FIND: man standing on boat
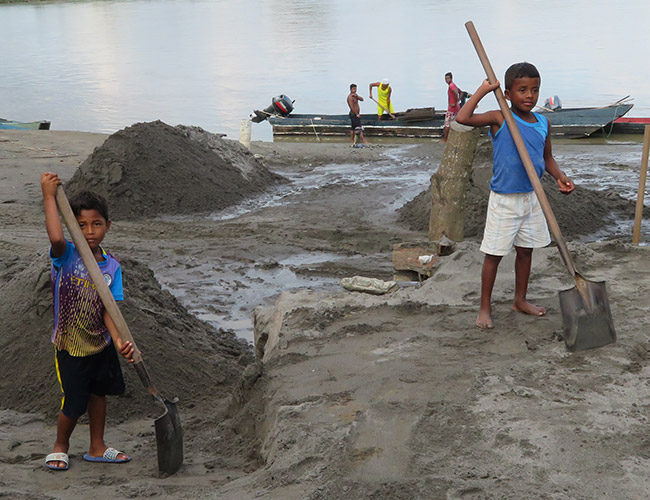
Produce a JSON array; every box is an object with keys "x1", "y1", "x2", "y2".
[
  {"x1": 369, "y1": 78, "x2": 395, "y2": 120},
  {"x1": 347, "y1": 83, "x2": 369, "y2": 146},
  {"x1": 443, "y1": 72, "x2": 462, "y2": 142}
]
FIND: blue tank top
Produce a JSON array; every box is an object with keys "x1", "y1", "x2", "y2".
[{"x1": 489, "y1": 112, "x2": 548, "y2": 193}]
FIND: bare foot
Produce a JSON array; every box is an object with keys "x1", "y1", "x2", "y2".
[
  {"x1": 476, "y1": 308, "x2": 494, "y2": 329},
  {"x1": 512, "y1": 300, "x2": 546, "y2": 317}
]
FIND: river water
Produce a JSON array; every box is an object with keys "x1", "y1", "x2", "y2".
[
  {"x1": 4, "y1": 0, "x2": 650, "y2": 341},
  {"x1": 2, "y1": 0, "x2": 650, "y2": 142}
]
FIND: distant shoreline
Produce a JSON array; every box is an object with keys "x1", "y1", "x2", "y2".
[{"x1": 0, "y1": 0, "x2": 62, "y2": 4}]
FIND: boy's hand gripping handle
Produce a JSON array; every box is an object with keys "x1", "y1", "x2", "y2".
[
  {"x1": 464, "y1": 21, "x2": 578, "y2": 278},
  {"x1": 55, "y1": 186, "x2": 160, "y2": 397}
]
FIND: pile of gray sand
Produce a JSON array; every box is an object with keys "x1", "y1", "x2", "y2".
[
  {"x1": 0, "y1": 253, "x2": 252, "y2": 420},
  {"x1": 398, "y1": 144, "x2": 649, "y2": 240},
  {"x1": 65, "y1": 121, "x2": 287, "y2": 220}
]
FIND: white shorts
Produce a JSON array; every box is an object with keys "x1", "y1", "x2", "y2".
[
  {"x1": 480, "y1": 191, "x2": 551, "y2": 256},
  {"x1": 444, "y1": 111, "x2": 457, "y2": 128}
]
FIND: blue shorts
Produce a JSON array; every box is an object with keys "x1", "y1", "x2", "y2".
[{"x1": 55, "y1": 343, "x2": 125, "y2": 418}]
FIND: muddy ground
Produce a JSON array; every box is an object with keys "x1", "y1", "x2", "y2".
[{"x1": 2, "y1": 128, "x2": 650, "y2": 499}]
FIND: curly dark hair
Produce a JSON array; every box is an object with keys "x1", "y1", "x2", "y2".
[{"x1": 68, "y1": 191, "x2": 109, "y2": 221}]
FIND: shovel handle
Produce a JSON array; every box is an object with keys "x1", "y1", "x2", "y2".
[
  {"x1": 55, "y1": 186, "x2": 160, "y2": 395},
  {"x1": 633, "y1": 125, "x2": 650, "y2": 244},
  {"x1": 370, "y1": 96, "x2": 396, "y2": 119},
  {"x1": 464, "y1": 21, "x2": 578, "y2": 278}
]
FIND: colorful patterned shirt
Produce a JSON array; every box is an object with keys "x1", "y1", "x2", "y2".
[{"x1": 50, "y1": 240, "x2": 123, "y2": 357}]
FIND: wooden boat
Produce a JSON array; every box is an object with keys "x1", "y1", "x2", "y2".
[
  {"x1": 0, "y1": 118, "x2": 51, "y2": 130},
  {"x1": 267, "y1": 103, "x2": 633, "y2": 139},
  {"x1": 610, "y1": 117, "x2": 650, "y2": 134}
]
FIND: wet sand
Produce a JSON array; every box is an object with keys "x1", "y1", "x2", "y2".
[{"x1": 2, "y1": 129, "x2": 650, "y2": 499}]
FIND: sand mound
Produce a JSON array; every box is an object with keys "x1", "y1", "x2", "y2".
[
  {"x1": 398, "y1": 157, "x2": 648, "y2": 240},
  {"x1": 0, "y1": 252, "x2": 252, "y2": 420},
  {"x1": 65, "y1": 121, "x2": 287, "y2": 220}
]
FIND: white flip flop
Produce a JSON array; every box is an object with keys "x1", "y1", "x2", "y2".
[{"x1": 45, "y1": 452, "x2": 69, "y2": 471}]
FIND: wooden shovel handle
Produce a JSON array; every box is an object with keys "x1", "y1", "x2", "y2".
[
  {"x1": 370, "y1": 96, "x2": 395, "y2": 118},
  {"x1": 464, "y1": 21, "x2": 578, "y2": 278},
  {"x1": 54, "y1": 186, "x2": 158, "y2": 394},
  {"x1": 633, "y1": 125, "x2": 650, "y2": 244}
]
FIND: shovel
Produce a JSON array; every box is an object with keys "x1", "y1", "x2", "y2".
[
  {"x1": 465, "y1": 21, "x2": 616, "y2": 352},
  {"x1": 55, "y1": 185, "x2": 184, "y2": 474},
  {"x1": 370, "y1": 96, "x2": 396, "y2": 119}
]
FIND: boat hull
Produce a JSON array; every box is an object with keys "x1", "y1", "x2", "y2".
[
  {"x1": 271, "y1": 112, "x2": 446, "y2": 139},
  {"x1": 0, "y1": 119, "x2": 51, "y2": 131},
  {"x1": 611, "y1": 117, "x2": 650, "y2": 134},
  {"x1": 269, "y1": 103, "x2": 633, "y2": 139}
]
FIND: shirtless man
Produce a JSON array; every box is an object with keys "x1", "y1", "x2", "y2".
[{"x1": 347, "y1": 83, "x2": 369, "y2": 146}]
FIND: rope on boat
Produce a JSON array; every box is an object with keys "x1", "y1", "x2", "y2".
[
  {"x1": 310, "y1": 119, "x2": 321, "y2": 142},
  {"x1": 258, "y1": 109, "x2": 287, "y2": 119}
]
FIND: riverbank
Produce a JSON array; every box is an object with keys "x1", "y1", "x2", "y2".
[{"x1": 2, "y1": 129, "x2": 650, "y2": 499}]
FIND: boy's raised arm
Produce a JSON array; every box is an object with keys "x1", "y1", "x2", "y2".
[
  {"x1": 456, "y1": 79, "x2": 503, "y2": 130},
  {"x1": 41, "y1": 172, "x2": 67, "y2": 257}
]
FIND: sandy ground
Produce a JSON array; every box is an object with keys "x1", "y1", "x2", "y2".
[{"x1": 2, "y1": 129, "x2": 650, "y2": 499}]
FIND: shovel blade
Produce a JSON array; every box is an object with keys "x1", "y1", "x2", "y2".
[
  {"x1": 154, "y1": 398, "x2": 183, "y2": 475},
  {"x1": 559, "y1": 279, "x2": 616, "y2": 352}
]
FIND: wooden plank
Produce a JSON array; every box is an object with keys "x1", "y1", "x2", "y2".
[{"x1": 392, "y1": 242, "x2": 437, "y2": 279}]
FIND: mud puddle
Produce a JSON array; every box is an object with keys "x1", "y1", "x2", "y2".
[
  {"x1": 151, "y1": 147, "x2": 432, "y2": 342},
  {"x1": 160, "y1": 251, "x2": 344, "y2": 343}
]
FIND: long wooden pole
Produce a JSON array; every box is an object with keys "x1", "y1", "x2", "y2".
[
  {"x1": 55, "y1": 185, "x2": 161, "y2": 398},
  {"x1": 632, "y1": 125, "x2": 650, "y2": 244}
]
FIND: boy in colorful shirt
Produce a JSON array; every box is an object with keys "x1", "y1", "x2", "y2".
[
  {"x1": 41, "y1": 172, "x2": 135, "y2": 471},
  {"x1": 456, "y1": 62, "x2": 575, "y2": 329}
]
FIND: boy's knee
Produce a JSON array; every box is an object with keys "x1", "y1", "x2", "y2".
[
  {"x1": 61, "y1": 403, "x2": 87, "y2": 420},
  {"x1": 514, "y1": 246, "x2": 533, "y2": 255},
  {"x1": 484, "y1": 253, "x2": 503, "y2": 263}
]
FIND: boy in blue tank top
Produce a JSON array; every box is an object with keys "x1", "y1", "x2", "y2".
[{"x1": 456, "y1": 62, "x2": 575, "y2": 329}]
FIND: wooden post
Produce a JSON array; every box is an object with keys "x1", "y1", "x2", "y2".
[
  {"x1": 239, "y1": 119, "x2": 252, "y2": 149},
  {"x1": 428, "y1": 120, "x2": 480, "y2": 242},
  {"x1": 633, "y1": 125, "x2": 650, "y2": 244}
]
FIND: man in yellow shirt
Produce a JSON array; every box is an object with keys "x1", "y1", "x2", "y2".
[{"x1": 369, "y1": 78, "x2": 395, "y2": 120}]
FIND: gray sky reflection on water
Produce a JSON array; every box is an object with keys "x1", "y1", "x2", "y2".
[{"x1": 1, "y1": 0, "x2": 649, "y2": 140}]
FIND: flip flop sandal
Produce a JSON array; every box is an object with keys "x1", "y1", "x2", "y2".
[
  {"x1": 45, "y1": 452, "x2": 69, "y2": 471},
  {"x1": 83, "y1": 447, "x2": 130, "y2": 463}
]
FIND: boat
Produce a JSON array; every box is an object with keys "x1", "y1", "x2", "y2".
[
  {"x1": 0, "y1": 118, "x2": 51, "y2": 130},
  {"x1": 539, "y1": 103, "x2": 634, "y2": 137},
  {"x1": 253, "y1": 95, "x2": 633, "y2": 139},
  {"x1": 610, "y1": 117, "x2": 650, "y2": 134}
]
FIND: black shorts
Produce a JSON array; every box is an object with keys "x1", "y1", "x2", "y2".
[
  {"x1": 56, "y1": 343, "x2": 125, "y2": 418},
  {"x1": 349, "y1": 111, "x2": 362, "y2": 130}
]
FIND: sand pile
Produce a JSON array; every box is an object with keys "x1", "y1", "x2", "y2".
[
  {"x1": 0, "y1": 252, "x2": 252, "y2": 420},
  {"x1": 65, "y1": 121, "x2": 287, "y2": 220},
  {"x1": 398, "y1": 142, "x2": 649, "y2": 240}
]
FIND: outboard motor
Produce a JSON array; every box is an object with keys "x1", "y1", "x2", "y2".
[
  {"x1": 251, "y1": 95, "x2": 295, "y2": 123},
  {"x1": 544, "y1": 95, "x2": 562, "y2": 110}
]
